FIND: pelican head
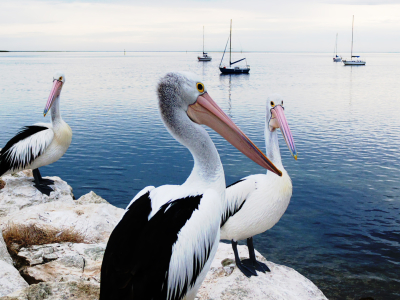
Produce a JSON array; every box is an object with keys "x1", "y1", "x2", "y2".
[
  {"x1": 158, "y1": 72, "x2": 282, "y2": 176},
  {"x1": 267, "y1": 94, "x2": 297, "y2": 160},
  {"x1": 44, "y1": 71, "x2": 66, "y2": 117}
]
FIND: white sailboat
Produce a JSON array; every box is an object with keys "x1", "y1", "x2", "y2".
[
  {"x1": 333, "y1": 33, "x2": 342, "y2": 62},
  {"x1": 343, "y1": 16, "x2": 366, "y2": 66},
  {"x1": 198, "y1": 26, "x2": 212, "y2": 61}
]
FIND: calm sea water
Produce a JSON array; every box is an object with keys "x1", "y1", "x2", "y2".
[{"x1": 1, "y1": 52, "x2": 399, "y2": 299}]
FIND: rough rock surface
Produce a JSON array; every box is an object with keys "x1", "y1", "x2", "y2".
[
  {"x1": 197, "y1": 242, "x2": 328, "y2": 300},
  {"x1": 0, "y1": 260, "x2": 29, "y2": 297},
  {"x1": 16, "y1": 242, "x2": 106, "y2": 284},
  {"x1": 0, "y1": 192, "x2": 124, "y2": 243},
  {"x1": 0, "y1": 170, "x2": 74, "y2": 218},
  {"x1": 0, "y1": 228, "x2": 13, "y2": 265},
  {"x1": 0, "y1": 281, "x2": 99, "y2": 300}
]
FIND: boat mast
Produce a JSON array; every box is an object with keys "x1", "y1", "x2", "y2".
[
  {"x1": 229, "y1": 19, "x2": 232, "y2": 66},
  {"x1": 203, "y1": 26, "x2": 205, "y2": 54},
  {"x1": 351, "y1": 15, "x2": 354, "y2": 58},
  {"x1": 335, "y1": 33, "x2": 338, "y2": 56}
]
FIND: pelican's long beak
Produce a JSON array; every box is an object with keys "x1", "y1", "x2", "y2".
[
  {"x1": 271, "y1": 105, "x2": 297, "y2": 160},
  {"x1": 187, "y1": 92, "x2": 282, "y2": 176},
  {"x1": 44, "y1": 80, "x2": 63, "y2": 117}
]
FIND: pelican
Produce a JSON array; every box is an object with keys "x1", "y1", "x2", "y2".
[
  {"x1": 100, "y1": 72, "x2": 281, "y2": 300},
  {"x1": 220, "y1": 94, "x2": 297, "y2": 277},
  {"x1": 0, "y1": 71, "x2": 72, "y2": 196}
]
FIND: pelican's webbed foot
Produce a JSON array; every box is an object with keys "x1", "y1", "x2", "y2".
[
  {"x1": 232, "y1": 240, "x2": 258, "y2": 278},
  {"x1": 242, "y1": 237, "x2": 271, "y2": 273},
  {"x1": 33, "y1": 183, "x2": 54, "y2": 196},
  {"x1": 33, "y1": 169, "x2": 54, "y2": 196}
]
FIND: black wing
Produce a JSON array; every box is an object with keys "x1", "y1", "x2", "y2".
[
  {"x1": 221, "y1": 179, "x2": 246, "y2": 227},
  {"x1": 100, "y1": 191, "x2": 208, "y2": 300},
  {"x1": 0, "y1": 125, "x2": 49, "y2": 176}
]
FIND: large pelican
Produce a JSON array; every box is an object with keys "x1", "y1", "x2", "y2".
[
  {"x1": 100, "y1": 72, "x2": 281, "y2": 300},
  {"x1": 220, "y1": 94, "x2": 297, "y2": 277},
  {"x1": 0, "y1": 71, "x2": 72, "y2": 195}
]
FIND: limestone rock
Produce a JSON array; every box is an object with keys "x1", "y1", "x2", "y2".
[
  {"x1": 75, "y1": 191, "x2": 109, "y2": 205},
  {"x1": 16, "y1": 242, "x2": 106, "y2": 284},
  {"x1": 0, "y1": 260, "x2": 28, "y2": 297},
  {"x1": 196, "y1": 242, "x2": 327, "y2": 300},
  {"x1": 0, "y1": 170, "x2": 74, "y2": 218},
  {"x1": 0, "y1": 281, "x2": 99, "y2": 300},
  {"x1": 0, "y1": 228, "x2": 13, "y2": 265},
  {"x1": 0, "y1": 192, "x2": 124, "y2": 243}
]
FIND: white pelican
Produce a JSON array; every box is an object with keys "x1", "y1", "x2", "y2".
[
  {"x1": 100, "y1": 72, "x2": 281, "y2": 300},
  {"x1": 220, "y1": 94, "x2": 297, "y2": 277},
  {"x1": 0, "y1": 71, "x2": 72, "y2": 196}
]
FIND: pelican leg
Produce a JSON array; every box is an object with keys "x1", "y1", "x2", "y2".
[
  {"x1": 241, "y1": 237, "x2": 271, "y2": 273},
  {"x1": 33, "y1": 169, "x2": 54, "y2": 196},
  {"x1": 231, "y1": 240, "x2": 257, "y2": 278},
  {"x1": 33, "y1": 168, "x2": 55, "y2": 185}
]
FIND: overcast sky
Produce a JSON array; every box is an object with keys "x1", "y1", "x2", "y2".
[{"x1": 0, "y1": 0, "x2": 399, "y2": 52}]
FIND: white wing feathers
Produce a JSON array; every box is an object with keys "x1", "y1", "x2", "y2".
[{"x1": 7, "y1": 126, "x2": 54, "y2": 170}]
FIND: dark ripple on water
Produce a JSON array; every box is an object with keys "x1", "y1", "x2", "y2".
[{"x1": 1, "y1": 52, "x2": 400, "y2": 299}]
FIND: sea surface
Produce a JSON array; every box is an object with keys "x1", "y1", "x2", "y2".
[{"x1": 0, "y1": 52, "x2": 399, "y2": 299}]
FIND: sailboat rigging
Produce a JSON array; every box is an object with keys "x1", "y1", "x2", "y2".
[
  {"x1": 219, "y1": 20, "x2": 250, "y2": 74},
  {"x1": 198, "y1": 26, "x2": 212, "y2": 61},
  {"x1": 343, "y1": 16, "x2": 366, "y2": 66},
  {"x1": 333, "y1": 33, "x2": 342, "y2": 62}
]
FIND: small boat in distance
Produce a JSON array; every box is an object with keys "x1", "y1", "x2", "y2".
[
  {"x1": 333, "y1": 33, "x2": 342, "y2": 62},
  {"x1": 198, "y1": 26, "x2": 212, "y2": 61},
  {"x1": 343, "y1": 16, "x2": 366, "y2": 66},
  {"x1": 219, "y1": 20, "x2": 250, "y2": 74}
]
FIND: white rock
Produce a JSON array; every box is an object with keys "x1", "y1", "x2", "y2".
[
  {"x1": 0, "y1": 260, "x2": 28, "y2": 297},
  {"x1": 0, "y1": 228, "x2": 13, "y2": 265},
  {"x1": 1, "y1": 281, "x2": 99, "y2": 300},
  {"x1": 16, "y1": 242, "x2": 106, "y2": 284},
  {"x1": 197, "y1": 242, "x2": 328, "y2": 300},
  {"x1": 0, "y1": 192, "x2": 124, "y2": 243},
  {"x1": 0, "y1": 170, "x2": 74, "y2": 218}
]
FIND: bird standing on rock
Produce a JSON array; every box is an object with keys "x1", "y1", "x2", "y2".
[
  {"x1": 0, "y1": 71, "x2": 72, "y2": 196},
  {"x1": 220, "y1": 94, "x2": 297, "y2": 277},
  {"x1": 100, "y1": 72, "x2": 281, "y2": 300}
]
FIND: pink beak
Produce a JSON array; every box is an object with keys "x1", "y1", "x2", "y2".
[
  {"x1": 44, "y1": 80, "x2": 63, "y2": 116},
  {"x1": 271, "y1": 105, "x2": 297, "y2": 160},
  {"x1": 188, "y1": 92, "x2": 282, "y2": 176}
]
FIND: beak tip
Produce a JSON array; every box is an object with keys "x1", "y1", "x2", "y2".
[{"x1": 294, "y1": 154, "x2": 298, "y2": 160}]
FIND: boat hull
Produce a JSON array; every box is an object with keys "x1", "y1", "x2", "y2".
[
  {"x1": 343, "y1": 60, "x2": 366, "y2": 65},
  {"x1": 333, "y1": 57, "x2": 342, "y2": 62},
  {"x1": 219, "y1": 67, "x2": 250, "y2": 74},
  {"x1": 198, "y1": 57, "x2": 212, "y2": 61}
]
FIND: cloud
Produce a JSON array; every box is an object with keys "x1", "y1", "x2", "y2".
[{"x1": 0, "y1": 0, "x2": 399, "y2": 51}]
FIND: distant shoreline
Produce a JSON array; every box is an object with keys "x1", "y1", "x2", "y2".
[{"x1": 0, "y1": 50, "x2": 399, "y2": 54}]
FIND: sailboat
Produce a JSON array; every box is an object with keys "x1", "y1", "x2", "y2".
[
  {"x1": 219, "y1": 20, "x2": 250, "y2": 74},
  {"x1": 343, "y1": 16, "x2": 366, "y2": 66},
  {"x1": 333, "y1": 33, "x2": 342, "y2": 62},
  {"x1": 198, "y1": 26, "x2": 212, "y2": 61}
]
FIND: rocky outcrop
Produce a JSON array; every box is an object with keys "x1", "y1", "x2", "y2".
[
  {"x1": 0, "y1": 228, "x2": 13, "y2": 265},
  {"x1": 197, "y1": 243, "x2": 328, "y2": 300},
  {"x1": 0, "y1": 191, "x2": 124, "y2": 243},
  {"x1": 1, "y1": 281, "x2": 99, "y2": 300},
  {"x1": 0, "y1": 261, "x2": 29, "y2": 298},
  {"x1": 16, "y1": 242, "x2": 106, "y2": 284},
  {"x1": 0, "y1": 228, "x2": 29, "y2": 297},
  {"x1": 0, "y1": 172, "x2": 327, "y2": 299},
  {"x1": 0, "y1": 170, "x2": 74, "y2": 218}
]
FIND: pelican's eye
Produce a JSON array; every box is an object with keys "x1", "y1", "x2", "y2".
[
  {"x1": 59, "y1": 77, "x2": 63, "y2": 81},
  {"x1": 270, "y1": 101, "x2": 275, "y2": 107},
  {"x1": 197, "y1": 83, "x2": 205, "y2": 93},
  {"x1": 281, "y1": 101, "x2": 283, "y2": 105}
]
